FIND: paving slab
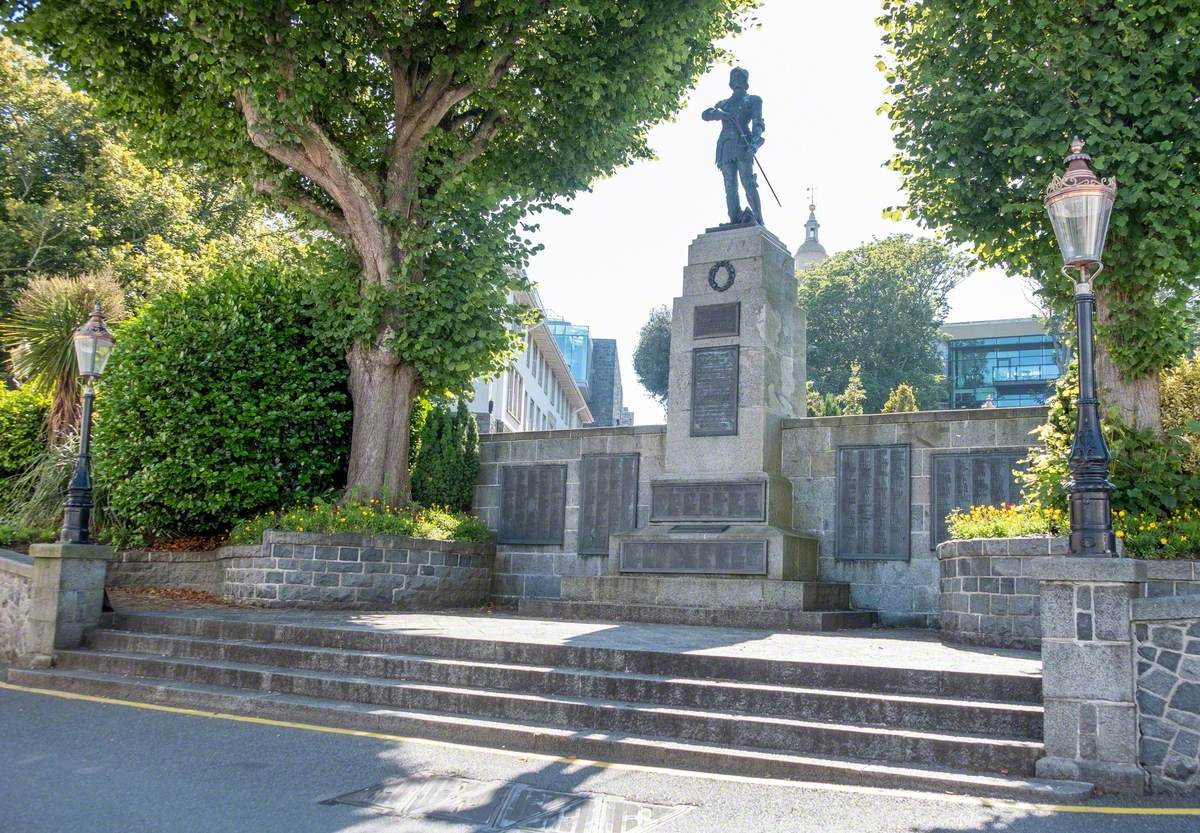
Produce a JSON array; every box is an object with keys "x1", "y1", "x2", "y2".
[{"x1": 107, "y1": 598, "x2": 1041, "y2": 678}]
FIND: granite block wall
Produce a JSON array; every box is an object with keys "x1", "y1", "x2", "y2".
[
  {"x1": 476, "y1": 425, "x2": 665, "y2": 602},
  {"x1": 107, "y1": 548, "x2": 232, "y2": 596},
  {"x1": 1133, "y1": 597, "x2": 1200, "y2": 793},
  {"x1": 0, "y1": 551, "x2": 32, "y2": 663},
  {"x1": 936, "y1": 537, "x2": 1055, "y2": 650},
  {"x1": 221, "y1": 532, "x2": 493, "y2": 610},
  {"x1": 782, "y1": 407, "x2": 1047, "y2": 627}
]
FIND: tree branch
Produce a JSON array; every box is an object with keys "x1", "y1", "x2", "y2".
[{"x1": 253, "y1": 180, "x2": 352, "y2": 242}]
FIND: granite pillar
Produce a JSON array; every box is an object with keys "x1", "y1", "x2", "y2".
[
  {"x1": 25, "y1": 542, "x2": 113, "y2": 667},
  {"x1": 1034, "y1": 557, "x2": 1146, "y2": 794}
]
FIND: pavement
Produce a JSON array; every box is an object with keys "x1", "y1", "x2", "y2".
[{"x1": 2, "y1": 680, "x2": 1197, "y2": 833}]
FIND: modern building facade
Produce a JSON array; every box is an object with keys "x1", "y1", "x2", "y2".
[
  {"x1": 940, "y1": 318, "x2": 1066, "y2": 409},
  {"x1": 586, "y1": 338, "x2": 624, "y2": 427},
  {"x1": 544, "y1": 319, "x2": 591, "y2": 396},
  {"x1": 468, "y1": 289, "x2": 592, "y2": 433}
]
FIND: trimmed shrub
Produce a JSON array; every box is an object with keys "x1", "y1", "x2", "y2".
[
  {"x1": 94, "y1": 255, "x2": 353, "y2": 537},
  {"x1": 881, "y1": 383, "x2": 919, "y2": 414},
  {"x1": 411, "y1": 399, "x2": 480, "y2": 512},
  {"x1": 0, "y1": 385, "x2": 48, "y2": 479}
]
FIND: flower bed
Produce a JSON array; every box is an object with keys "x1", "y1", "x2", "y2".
[{"x1": 228, "y1": 499, "x2": 489, "y2": 546}]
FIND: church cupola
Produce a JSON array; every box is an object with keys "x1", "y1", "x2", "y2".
[{"x1": 794, "y1": 189, "x2": 828, "y2": 272}]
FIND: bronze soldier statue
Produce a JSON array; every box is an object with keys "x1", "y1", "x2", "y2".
[{"x1": 702, "y1": 66, "x2": 765, "y2": 226}]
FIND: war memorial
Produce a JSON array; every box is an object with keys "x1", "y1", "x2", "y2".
[{"x1": 3, "y1": 69, "x2": 1199, "y2": 800}]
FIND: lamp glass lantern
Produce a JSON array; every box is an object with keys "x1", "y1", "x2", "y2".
[
  {"x1": 73, "y1": 302, "x2": 115, "y2": 380},
  {"x1": 1044, "y1": 137, "x2": 1116, "y2": 272}
]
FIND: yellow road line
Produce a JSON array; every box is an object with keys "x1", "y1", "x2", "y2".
[{"x1": 3, "y1": 680, "x2": 1198, "y2": 816}]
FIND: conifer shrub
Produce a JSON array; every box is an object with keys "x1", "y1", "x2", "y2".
[{"x1": 411, "y1": 399, "x2": 480, "y2": 512}]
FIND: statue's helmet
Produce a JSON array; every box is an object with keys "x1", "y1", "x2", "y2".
[{"x1": 729, "y1": 67, "x2": 749, "y2": 89}]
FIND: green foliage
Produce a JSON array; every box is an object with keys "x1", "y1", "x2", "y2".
[
  {"x1": 633, "y1": 305, "x2": 672, "y2": 405},
  {"x1": 0, "y1": 431, "x2": 86, "y2": 541},
  {"x1": 881, "y1": 383, "x2": 919, "y2": 414},
  {"x1": 1161, "y1": 353, "x2": 1200, "y2": 471},
  {"x1": 1, "y1": 271, "x2": 126, "y2": 440},
  {"x1": 0, "y1": 385, "x2": 48, "y2": 480},
  {"x1": 411, "y1": 400, "x2": 480, "y2": 512},
  {"x1": 838, "y1": 362, "x2": 867, "y2": 416},
  {"x1": 805, "y1": 381, "x2": 841, "y2": 417},
  {"x1": 1020, "y1": 362, "x2": 1200, "y2": 518},
  {"x1": 800, "y1": 235, "x2": 967, "y2": 411},
  {"x1": 5, "y1": 1, "x2": 756, "y2": 498},
  {"x1": 93, "y1": 249, "x2": 355, "y2": 537},
  {"x1": 0, "y1": 36, "x2": 264, "y2": 311},
  {"x1": 1115, "y1": 507, "x2": 1200, "y2": 560},
  {"x1": 880, "y1": 0, "x2": 1200, "y2": 381},
  {"x1": 948, "y1": 503, "x2": 1063, "y2": 540},
  {"x1": 227, "y1": 498, "x2": 490, "y2": 546}
]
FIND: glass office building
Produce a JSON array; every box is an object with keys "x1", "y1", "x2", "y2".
[
  {"x1": 545, "y1": 320, "x2": 591, "y2": 393},
  {"x1": 941, "y1": 319, "x2": 1065, "y2": 409}
]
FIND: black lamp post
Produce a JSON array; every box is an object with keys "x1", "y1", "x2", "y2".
[
  {"x1": 1044, "y1": 137, "x2": 1118, "y2": 557},
  {"x1": 60, "y1": 301, "x2": 115, "y2": 545}
]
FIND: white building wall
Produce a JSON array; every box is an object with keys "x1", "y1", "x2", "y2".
[{"x1": 468, "y1": 289, "x2": 592, "y2": 433}]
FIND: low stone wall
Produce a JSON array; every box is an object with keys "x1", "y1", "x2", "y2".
[
  {"x1": 0, "y1": 550, "x2": 33, "y2": 663},
  {"x1": 939, "y1": 538, "x2": 1200, "y2": 651},
  {"x1": 936, "y1": 537, "x2": 1056, "y2": 650},
  {"x1": 107, "y1": 549, "x2": 230, "y2": 596},
  {"x1": 1132, "y1": 596, "x2": 1200, "y2": 793},
  {"x1": 476, "y1": 425, "x2": 665, "y2": 602},
  {"x1": 221, "y1": 531, "x2": 493, "y2": 610}
]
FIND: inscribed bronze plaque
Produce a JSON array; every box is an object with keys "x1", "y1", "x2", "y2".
[
  {"x1": 649, "y1": 480, "x2": 766, "y2": 523},
  {"x1": 497, "y1": 464, "x2": 567, "y2": 546},
  {"x1": 578, "y1": 453, "x2": 640, "y2": 555},
  {"x1": 619, "y1": 540, "x2": 767, "y2": 575},
  {"x1": 931, "y1": 450, "x2": 1025, "y2": 548},
  {"x1": 693, "y1": 302, "x2": 741, "y2": 339},
  {"x1": 690, "y1": 345, "x2": 739, "y2": 437},
  {"x1": 835, "y1": 444, "x2": 911, "y2": 560}
]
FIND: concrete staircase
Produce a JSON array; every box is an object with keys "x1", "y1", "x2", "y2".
[
  {"x1": 6, "y1": 610, "x2": 1089, "y2": 802},
  {"x1": 520, "y1": 575, "x2": 877, "y2": 631}
]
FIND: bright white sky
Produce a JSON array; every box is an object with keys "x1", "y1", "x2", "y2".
[{"x1": 526, "y1": 0, "x2": 1043, "y2": 424}]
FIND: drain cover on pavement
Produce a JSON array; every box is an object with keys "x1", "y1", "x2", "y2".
[{"x1": 322, "y1": 771, "x2": 691, "y2": 832}]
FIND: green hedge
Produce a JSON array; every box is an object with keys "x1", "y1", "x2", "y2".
[
  {"x1": 411, "y1": 400, "x2": 480, "y2": 512},
  {"x1": 94, "y1": 256, "x2": 353, "y2": 537},
  {"x1": 0, "y1": 385, "x2": 48, "y2": 480}
]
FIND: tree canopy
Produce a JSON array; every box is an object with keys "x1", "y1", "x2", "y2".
[
  {"x1": 633, "y1": 304, "x2": 671, "y2": 405},
  {"x1": 0, "y1": 36, "x2": 262, "y2": 312},
  {"x1": 879, "y1": 0, "x2": 1200, "y2": 430},
  {"x1": 4, "y1": 0, "x2": 758, "y2": 502},
  {"x1": 801, "y1": 234, "x2": 968, "y2": 412}
]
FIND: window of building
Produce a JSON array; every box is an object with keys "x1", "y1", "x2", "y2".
[
  {"x1": 947, "y1": 334, "x2": 1062, "y2": 409},
  {"x1": 505, "y1": 372, "x2": 524, "y2": 422}
]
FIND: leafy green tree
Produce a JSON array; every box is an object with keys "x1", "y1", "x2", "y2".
[
  {"x1": 0, "y1": 384, "x2": 47, "y2": 482},
  {"x1": 838, "y1": 362, "x2": 867, "y2": 416},
  {"x1": 4, "y1": 1, "x2": 754, "y2": 504},
  {"x1": 0, "y1": 271, "x2": 126, "y2": 442},
  {"x1": 0, "y1": 37, "x2": 262, "y2": 311},
  {"x1": 879, "y1": 0, "x2": 1200, "y2": 432},
  {"x1": 801, "y1": 235, "x2": 967, "y2": 412},
  {"x1": 633, "y1": 305, "x2": 671, "y2": 405},
  {"x1": 881, "y1": 383, "x2": 918, "y2": 414}
]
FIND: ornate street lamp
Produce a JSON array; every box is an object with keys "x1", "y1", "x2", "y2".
[
  {"x1": 1044, "y1": 137, "x2": 1117, "y2": 557},
  {"x1": 61, "y1": 301, "x2": 115, "y2": 545}
]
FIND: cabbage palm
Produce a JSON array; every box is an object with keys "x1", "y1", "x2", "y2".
[{"x1": 1, "y1": 271, "x2": 125, "y2": 443}]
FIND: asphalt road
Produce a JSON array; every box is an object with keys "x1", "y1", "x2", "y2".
[{"x1": 1, "y1": 683, "x2": 1197, "y2": 833}]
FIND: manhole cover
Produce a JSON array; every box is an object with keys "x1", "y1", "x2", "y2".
[{"x1": 322, "y1": 771, "x2": 691, "y2": 832}]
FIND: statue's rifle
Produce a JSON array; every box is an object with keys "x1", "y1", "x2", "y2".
[{"x1": 718, "y1": 108, "x2": 783, "y2": 208}]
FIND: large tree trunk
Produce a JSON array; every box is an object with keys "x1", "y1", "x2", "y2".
[
  {"x1": 1094, "y1": 287, "x2": 1162, "y2": 434},
  {"x1": 345, "y1": 342, "x2": 419, "y2": 505}
]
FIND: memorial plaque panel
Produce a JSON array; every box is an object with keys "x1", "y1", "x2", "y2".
[
  {"x1": 690, "y1": 345, "x2": 739, "y2": 437},
  {"x1": 835, "y1": 445, "x2": 911, "y2": 560},
  {"x1": 931, "y1": 450, "x2": 1026, "y2": 548},
  {"x1": 578, "y1": 453, "x2": 640, "y2": 555},
  {"x1": 650, "y1": 480, "x2": 766, "y2": 522},
  {"x1": 620, "y1": 540, "x2": 767, "y2": 575},
  {"x1": 693, "y1": 302, "x2": 741, "y2": 339},
  {"x1": 497, "y1": 464, "x2": 567, "y2": 546}
]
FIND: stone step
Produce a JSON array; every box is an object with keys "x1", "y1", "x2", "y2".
[
  {"x1": 520, "y1": 599, "x2": 877, "y2": 634},
  {"x1": 105, "y1": 611, "x2": 1042, "y2": 703},
  {"x1": 84, "y1": 630, "x2": 1043, "y2": 739},
  {"x1": 559, "y1": 575, "x2": 852, "y2": 610},
  {"x1": 49, "y1": 650, "x2": 1042, "y2": 774},
  {"x1": 4, "y1": 667, "x2": 1090, "y2": 803}
]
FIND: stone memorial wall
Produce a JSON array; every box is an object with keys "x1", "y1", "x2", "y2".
[{"x1": 476, "y1": 406, "x2": 1046, "y2": 623}]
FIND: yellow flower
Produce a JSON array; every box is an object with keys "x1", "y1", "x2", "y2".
[
  {"x1": 1115, "y1": 530, "x2": 1125, "y2": 538},
  {"x1": 1118, "y1": 510, "x2": 1126, "y2": 518},
  {"x1": 1160, "y1": 537, "x2": 1169, "y2": 546}
]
